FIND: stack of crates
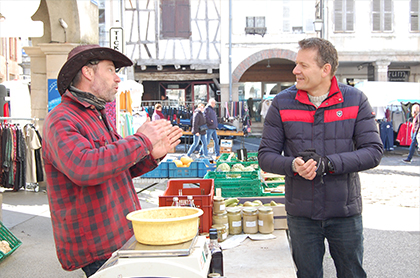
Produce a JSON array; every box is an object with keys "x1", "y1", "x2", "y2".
[
  {"x1": 158, "y1": 179, "x2": 214, "y2": 234},
  {"x1": 0, "y1": 221, "x2": 21, "y2": 263},
  {"x1": 204, "y1": 171, "x2": 263, "y2": 198}
]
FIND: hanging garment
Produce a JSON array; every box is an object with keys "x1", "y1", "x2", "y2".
[
  {"x1": 396, "y1": 122, "x2": 413, "y2": 146},
  {"x1": 24, "y1": 124, "x2": 42, "y2": 183}
]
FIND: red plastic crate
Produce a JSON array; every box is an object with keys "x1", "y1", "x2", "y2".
[{"x1": 159, "y1": 179, "x2": 214, "y2": 234}]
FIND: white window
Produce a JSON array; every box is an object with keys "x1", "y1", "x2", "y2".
[
  {"x1": 245, "y1": 17, "x2": 267, "y2": 37},
  {"x1": 372, "y1": 0, "x2": 393, "y2": 32},
  {"x1": 334, "y1": 0, "x2": 354, "y2": 32},
  {"x1": 411, "y1": 0, "x2": 420, "y2": 32}
]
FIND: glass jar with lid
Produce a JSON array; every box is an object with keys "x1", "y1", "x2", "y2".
[
  {"x1": 242, "y1": 207, "x2": 258, "y2": 234},
  {"x1": 226, "y1": 207, "x2": 242, "y2": 235},
  {"x1": 213, "y1": 196, "x2": 225, "y2": 214},
  {"x1": 213, "y1": 211, "x2": 229, "y2": 234},
  {"x1": 211, "y1": 224, "x2": 228, "y2": 242},
  {"x1": 258, "y1": 206, "x2": 274, "y2": 234}
]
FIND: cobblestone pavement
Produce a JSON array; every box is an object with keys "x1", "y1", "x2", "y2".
[{"x1": 360, "y1": 152, "x2": 419, "y2": 208}]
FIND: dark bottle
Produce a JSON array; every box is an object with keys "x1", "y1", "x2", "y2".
[{"x1": 208, "y1": 229, "x2": 224, "y2": 276}]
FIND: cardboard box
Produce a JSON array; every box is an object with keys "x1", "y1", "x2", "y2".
[
  {"x1": 272, "y1": 204, "x2": 288, "y2": 230},
  {"x1": 220, "y1": 147, "x2": 231, "y2": 154},
  {"x1": 220, "y1": 139, "x2": 233, "y2": 148},
  {"x1": 220, "y1": 139, "x2": 232, "y2": 153},
  {"x1": 207, "y1": 139, "x2": 214, "y2": 154}
]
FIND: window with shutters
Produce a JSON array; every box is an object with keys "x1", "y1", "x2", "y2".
[
  {"x1": 161, "y1": 0, "x2": 191, "y2": 39},
  {"x1": 372, "y1": 0, "x2": 393, "y2": 32},
  {"x1": 334, "y1": 0, "x2": 354, "y2": 32},
  {"x1": 411, "y1": 0, "x2": 420, "y2": 32},
  {"x1": 245, "y1": 16, "x2": 267, "y2": 37}
]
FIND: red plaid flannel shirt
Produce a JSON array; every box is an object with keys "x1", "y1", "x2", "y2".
[{"x1": 42, "y1": 91, "x2": 157, "y2": 271}]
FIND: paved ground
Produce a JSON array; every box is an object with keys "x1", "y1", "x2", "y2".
[{"x1": 0, "y1": 136, "x2": 419, "y2": 277}]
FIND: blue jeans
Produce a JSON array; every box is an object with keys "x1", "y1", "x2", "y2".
[
  {"x1": 187, "y1": 133, "x2": 208, "y2": 157},
  {"x1": 206, "y1": 129, "x2": 220, "y2": 156},
  {"x1": 81, "y1": 259, "x2": 108, "y2": 277},
  {"x1": 287, "y1": 214, "x2": 366, "y2": 278},
  {"x1": 406, "y1": 132, "x2": 418, "y2": 161}
]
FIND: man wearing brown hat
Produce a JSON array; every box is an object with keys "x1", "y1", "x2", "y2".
[{"x1": 42, "y1": 45, "x2": 183, "y2": 277}]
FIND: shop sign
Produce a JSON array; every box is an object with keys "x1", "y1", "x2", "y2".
[
  {"x1": 388, "y1": 71, "x2": 410, "y2": 82},
  {"x1": 109, "y1": 27, "x2": 125, "y2": 54}
]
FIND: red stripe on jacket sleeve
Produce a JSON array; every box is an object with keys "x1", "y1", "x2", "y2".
[
  {"x1": 280, "y1": 110, "x2": 315, "y2": 123},
  {"x1": 324, "y1": 106, "x2": 359, "y2": 123}
]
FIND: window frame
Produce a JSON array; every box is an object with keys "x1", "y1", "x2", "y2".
[
  {"x1": 160, "y1": 0, "x2": 191, "y2": 39},
  {"x1": 334, "y1": 0, "x2": 355, "y2": 33},
  {"x1": 372, "y1": 0, "x2": 393, "y2": 32},
  {"x1": 410, "y1": 0, "x2": 420, "y2": 32}
]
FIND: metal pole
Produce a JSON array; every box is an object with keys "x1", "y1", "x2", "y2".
[{"x1": 228, "y1": 0, "x2": 232, "y2": 103}]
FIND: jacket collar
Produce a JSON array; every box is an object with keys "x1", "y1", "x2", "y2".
[{"x1": 296, "y1": 76, "x2": 343, "y2": 107}]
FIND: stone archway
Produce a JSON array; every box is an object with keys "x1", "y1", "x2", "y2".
[{"x1": 232, "y1": 49, "x2": 297, "y2": 84}]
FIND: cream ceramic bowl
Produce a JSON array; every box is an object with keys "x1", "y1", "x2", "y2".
[{"x1": 126, "y1": 207, "x2": 203, "y2": 245}]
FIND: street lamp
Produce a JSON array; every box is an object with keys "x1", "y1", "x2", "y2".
[{"x1": 313, "y1": 18, "x2": 323, "y2": 38}]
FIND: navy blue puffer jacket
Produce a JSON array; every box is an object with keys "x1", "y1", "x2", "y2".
[{"x1": 258, "y1": 77, "x2": 383, "y2": 220}]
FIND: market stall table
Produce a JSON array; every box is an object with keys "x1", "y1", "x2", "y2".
[{"x1": 223, "y1": 230, "x2": 296, "y2": 278}]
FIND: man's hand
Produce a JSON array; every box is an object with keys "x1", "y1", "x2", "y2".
[
  {"x1": 294, "y1": 157, "x2": 317, "y2": 180},
  {"x1": 136, "y1": 120, "x2": 183, "y2": 159},
  {"x1": 297, "y1": 148, "x2": 329, "y2": 177},
  {"x1": 135, "y1": 119, "x2": 171, "y2": 146}
]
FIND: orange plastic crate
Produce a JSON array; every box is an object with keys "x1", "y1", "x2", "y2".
[{"x1": 159, "y1": 179, "x2": 214, "y2": 234}]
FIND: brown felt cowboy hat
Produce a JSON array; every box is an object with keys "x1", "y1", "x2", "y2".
[{"x1": 57, "y1": 44, "x2": 133, "y2": 95}]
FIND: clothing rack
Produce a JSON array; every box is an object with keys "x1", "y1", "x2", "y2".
[
  {"x1": 0, "y1": 117, "x2": 43, "y2": 122},
  {"x1": 0, "y1": 118, "x2": 45, "y2": 192}
]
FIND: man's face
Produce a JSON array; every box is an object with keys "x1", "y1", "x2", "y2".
[
  {"x1": 90, "y1": 60, "x2": 121, "y2": 102},
  {"x1": 210, "y1": 100, "x2": 216, "y2": 107},
  {"x1": 292, "y1": 48, "x2": 325, "y2": 95}
]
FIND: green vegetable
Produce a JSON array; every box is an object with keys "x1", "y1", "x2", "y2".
[
  {"x1": 231, "y1": 163, "x2": 245, "y2": 172},
  {"x1": 216, "y1": 163, "x2": 230, "y2": 172}
]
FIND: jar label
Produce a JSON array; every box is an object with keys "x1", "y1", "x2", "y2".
[
  {"x1": 232, "y1": 221, "x2": 241, "y2": 227},
  {"x1": 222, "y1": 232, "x2": 228, "y2": 240},
  {"x1": 245, "y1": 221, "x2": 257, "y2": 227},
  {"x1": 258, "y1": 220, "x2": 264, "y2": 226},
  {"x1": 220, "y1": 204, "x2": 225, "y2": 211}
]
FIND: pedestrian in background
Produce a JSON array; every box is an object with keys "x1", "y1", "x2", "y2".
[
  {"x1": 42, "y1": 45, "x2": 182, "y2": 277},
  {"x1": 258, "y1": 38, "x2": 383, "y2": 278},
  {"x1": 260, "y1": 98, "x2": 271, "y2": 123},
  {"x1": 204, "y1": 98, "x2": 220, "y2": 158},
  {"x1": 152, "y1": 103, "x2": 165, "y2": 121},
  {"x1": 403, "y1": 103, "x2": 420, "y2": 163},
  {"x1": 186, "y1": 103, "x2": 208, "y2": 158}
]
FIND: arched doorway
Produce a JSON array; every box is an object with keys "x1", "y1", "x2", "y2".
[{"x1": 232, "y1": 49, "x2": 297, "y2": 121}]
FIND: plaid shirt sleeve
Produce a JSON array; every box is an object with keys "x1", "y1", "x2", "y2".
[{"x1": 42, "y1": 95, "x2": 158, "y2": 271}]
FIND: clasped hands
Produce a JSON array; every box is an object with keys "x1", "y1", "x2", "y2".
[
  {"x1": 135, "y1": 119, "x2": 183, "y2": 160},
  {"x1": 294, "y1": 148, "x2": 329, "y2": 180}
]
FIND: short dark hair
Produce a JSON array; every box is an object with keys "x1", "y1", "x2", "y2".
[
  {"x1": 72, "y1": 60, "x2": 101, "y2": 87},
  {"x1": 298, "y1": 38, "x2": 339, "y2": 77}
]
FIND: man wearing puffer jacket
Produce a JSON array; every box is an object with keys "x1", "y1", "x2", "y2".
[{"x1": 258, "y1": 38, "x2": 383, "y2": 278}]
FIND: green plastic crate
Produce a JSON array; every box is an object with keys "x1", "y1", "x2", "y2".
[
  {"x1": 215, "y1": 160, "x2": 259, "y2": 169},
  {"x1": 217, "y1": 152, "x2": 258, "y2": 162},
  {"x1": 0, "y1": 221, "x2": 22, "y2": 262},
  {"x1": 204, "y1": 170, "x2": 263, "y2": 198}
]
